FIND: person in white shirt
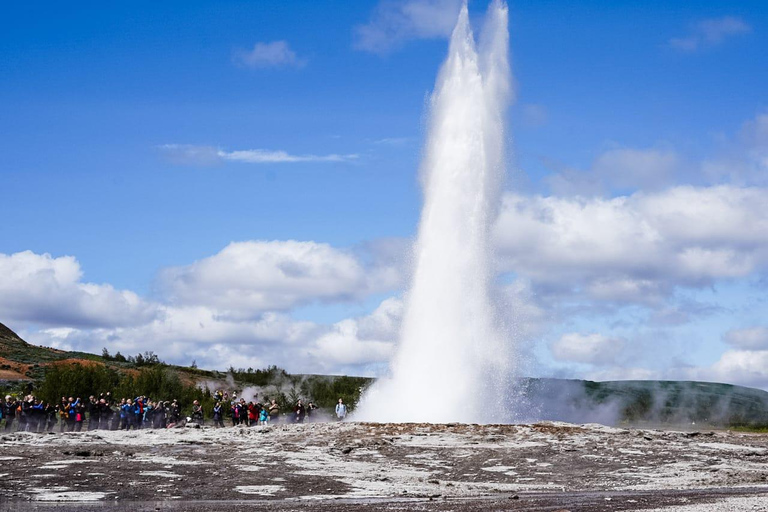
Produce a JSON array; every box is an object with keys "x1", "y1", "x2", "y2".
[{"x1": 335, "y1": 398, "x2": 347, "y2": 421}]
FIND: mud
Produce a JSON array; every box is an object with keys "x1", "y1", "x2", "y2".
[{"x1": 1, "y1": 421, "x2": 767, "y2": 510}]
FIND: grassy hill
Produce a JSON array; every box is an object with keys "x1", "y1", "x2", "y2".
[{"x1": 0, "y1": 321, "x2": 221, "y2": 383}]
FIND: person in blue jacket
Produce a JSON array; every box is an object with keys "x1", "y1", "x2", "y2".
[{"x1": 66, "y1": 397, "x2": 80, "y2": 432}]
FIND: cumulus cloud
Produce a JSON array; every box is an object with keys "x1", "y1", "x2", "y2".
[
  {"x1": 550, "y1": 333, "x2": 625, "y2": 366},
  {"x1": 232, "y1": 40, "x2": 306, "y2": 68},
  {"x1": 669, "y1": 16, "x2": 751, "y2": 52},
  {"x1": 0, "y1": 251, "x2": 157, "y2": 328},
  {"x1": 159, "y1": 144, "x2": 357, "y2": 166},
  {"x1": 494, "y1": 185, "x2": 768, "y2": 304},
  {"x1": 159, "y1": 240, "x2": 402, "y2": 314},
  {"x1": 354, "y1": 0, "x2": 463, "y2": 54}
]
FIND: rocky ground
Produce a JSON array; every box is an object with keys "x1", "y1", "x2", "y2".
[{"x1": 1, "y1": 421, "x2": 767, "y2": 511}]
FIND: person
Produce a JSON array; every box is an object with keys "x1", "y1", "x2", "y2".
[
  {"x1": 45, "y1": 402, "x2": 57, "y2": 431},
  {"x1": 294, "y1": 400, "x2": 306, "y2": 423},
  {"x1": 133, "y1": 397, "x2": 144, "y2": 429},
  {"x1": 58, "y1": 398, "x2": 68, "y2": 432},
  {"x1": 66, "y1": 397, "x2": 80, "y2": 432},
  {"x1": 153, "y1": 401, "x2": 167, "y2": 429},
  {"x1": 88, "y1": 396, "x2": 100, "y2": 430},
  {"x1": 247, "y1": 401, "x2": 258, "y2": 426},
  {"x1": 258, "y1": 405, "x2": 269, "y2": 425},
  {"x1": 18, "y1": 396, "x2": 30, "y2": 431},
  {"x1": 230, "y1": 400, "x2": 240, "y2": 426},
  {"x1": 74, "y1": 401, "x2": 86, "y2": 431},
  {"x1": 268, "y1": 399, "x2": 279, "y2": 423},
  {"x1": 99, "y1": 399, "x2": 112, "y2": 430},
  {"x1": 306, "y1": 401, "x2": 318, "y2": 422},
  {"x1": 3, "y1": 395, "x2": 16, "y2": 431},
  {"x1": 191, "y1": 400, "x2": 203, "y2": 425},
  {"x1": 122, "y1": 399, "x2": 135, "y2": 430},
  {"x1": 335, "y1": 398, "x2": 347, "y2": 421},
  {"x1": 169, "y1": 399, "x2": 181, "y2": 425},
  {"x1": 212, "y1": 402, "x2": 224, "y2": 428},
  {"x1": 143, "y1": 400, "x2": 154, "y2": 428},
  {"x1": 31, "y1": 398, "x2": 45, "y2": 432}
]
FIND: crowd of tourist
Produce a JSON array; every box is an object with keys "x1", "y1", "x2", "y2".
[{"x1": 0, "y1": 392, "x2": 349, "y2": 432}]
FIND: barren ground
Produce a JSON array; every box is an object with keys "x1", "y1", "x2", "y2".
[{"x1": 1, "y1": 421, "x2": 767, "y2": 511}]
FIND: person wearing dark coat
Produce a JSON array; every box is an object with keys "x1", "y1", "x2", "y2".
[
  {"x1": 294, "y1": 400, "x2": 306, "y2": 424},
  {"x1": 88, "y1": 396, "x2": 100, "y2": 430},
  {"x1": 45, "y1": 403, "x2": 57, "y2": 431},
  {"x1": 3, "y1": 396, "x2": 16, "y2": 431}
]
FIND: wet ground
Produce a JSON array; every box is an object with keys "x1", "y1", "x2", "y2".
[{"x1": 1, "y1": 421, "x2": 767, "y2": 511}]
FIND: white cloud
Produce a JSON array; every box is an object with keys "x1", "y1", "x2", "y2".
[
  {"x1": 685, "y1": 349, "x2": 768, "y2": 389},
  {"x1": 723, "y1": 327, "x2": 768, "y2": 350},
  {"x1": 232, "y1": 40, "x2": 306, "y2": 68},
  {"x1": 669, "y1": 16, "x2": 751, "y2": 52},
  {"x1": 22, "y1": 297, "x2": 403, "y2": 377},
  {"x1": 550, "y1": 333, "x2": 625, "y2": 366},
  {"x1": 354, "y1": 0, "x2": 463, "y2": 54},
  {"x1": 494, "y1": 185, "x2": 768, "y2": 303},
  {"x1": 159, "y1": 240, "x2": 401, "y2": 314},
  {"x1": 0, "y1": 251, "x2": 157, "y2": 328},
  {"x1": 309, "y1": 298, "x2": 402, "y2": 372},
  {"x1": 159, "y1": 144, "x2": 357, "y2": 166}
]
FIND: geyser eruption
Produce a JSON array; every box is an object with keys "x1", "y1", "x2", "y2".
[{"x1": 356, "y1": 1, "x2": 512, "y2": 423}]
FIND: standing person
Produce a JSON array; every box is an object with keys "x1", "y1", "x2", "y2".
[
  {"x1": 143, "y1": 401, "x2": 154, "y2": 428},
  {"x1": 74, "y1": 401, "x2": 86, "y2": 431},
  {"x1": 294, "y1": 400, "x2": 306, "y2": 424},
  {"x1": 335, "y1": 398, "x2": 347, "y2": 421},
  {"x1": 122, "y1": 399, "x2": 135, "y2": 430},
  {"x1": 258, "y1": 405, "x2": 269, "y2": 425},
  {"x1": 45, "y1": 402, "x2": 57, "y2": 431},
  {"x1": 31, "y1": 398, "x2": 45, "y2": 432},
  {"x1": 66, "y1": 397, "x2": 80, "y2": 432},
  {"x1": 230, "y1": 400, "x2": 240, "y2": 426},
  {"x1": 268, "y1": 399, "x2": 280, "y2": 424},
  {"x1": 117, "y1": 398, "x2": 127, "y2": 430},
  {"x1": 88, "y1": 396, "x2": 99, "y2": 430},
  {"x1": 191, "y1": 400, "x2": 203, "y2": 425},
  {"x1": 57, "y1": 398, "x2": 68, "y2": 432},
  {"x1": 170, "y1": 400, "x2": 181, "y2": 425},
  {"x1": 18, "y1": 396, "x2": 30, "y2": 431},
  {"x1": 247, "y1": 402, "x2": 258, "y2": 426},
  {"x1": 212, "y1": 402, "x2": 224, "y2": 428},
  {"x1": 3, "y1": 396, "x2": 16, "y2": 431},
  {"x1": 306, "y1": 402, "x2": 318, "y2": 422},
  {"x1": 152, "y1": 401, "x2": 166, "y2": 429},
  {"x1": 134, "y1": 397, "x2": 144, "y2": 429}
]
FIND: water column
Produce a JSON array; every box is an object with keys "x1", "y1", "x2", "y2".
[{"x1": 356, "y1": 0, "x2": 512, "y2": 423}]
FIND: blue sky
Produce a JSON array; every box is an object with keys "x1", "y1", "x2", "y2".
[{"x1": 2, "y1": 0, "x2": 768, "y2": 388}]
